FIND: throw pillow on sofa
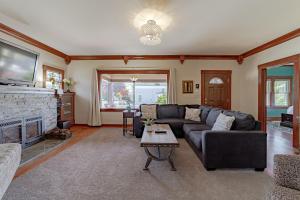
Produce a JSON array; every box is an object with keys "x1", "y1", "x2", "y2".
[
  {"x1": 185, "y1": 107, "x2": 201, "y2": 121},
  {"x1": 212, "y1": 113, "x2": 235, "y2": 131},
  {"x1": 141, "y1": 104, "x2": 157, "y2": 119}
]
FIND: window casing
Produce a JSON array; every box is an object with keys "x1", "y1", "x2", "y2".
[
  {"x1": 98, "y1": 70, "x2": 169, "y2": 111},
  {"x1": 266, "y1": 77, "x2": 292, "y2": 108},
  {"x1": 43, "y1": 65, "x2": 64, "y2": 89}
]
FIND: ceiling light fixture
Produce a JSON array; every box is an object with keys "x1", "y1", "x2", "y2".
[{"x1": 139, "y1": 19, "x2": 162, "y2": 46}]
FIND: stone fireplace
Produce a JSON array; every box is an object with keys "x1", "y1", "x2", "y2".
[{"x1": 0, "y1": 86, "x2": 57, "y2": 148}]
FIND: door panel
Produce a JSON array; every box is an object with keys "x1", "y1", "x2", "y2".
[{"x1": 201, "y1": 70, "x2": 231, "y2": 109}]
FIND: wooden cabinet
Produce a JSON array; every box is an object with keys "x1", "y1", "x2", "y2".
[{"x1": 57, "y1": 92, "x2": 75, "y2": 125}]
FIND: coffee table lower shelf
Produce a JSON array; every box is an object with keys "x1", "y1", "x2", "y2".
[{"x1": 141, "y1": 144, "x2": 179, "y2": 171}]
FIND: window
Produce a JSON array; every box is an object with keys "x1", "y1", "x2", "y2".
[
  {"x1": 43, "y1": 65, "x2": 64, "y2": 89},
  {"x1": 209, "y1": 77, "x2": 224, "y2": 84},
  {"x1": 98, "y1": 70, "x2": 169, "y2": 110},
  {"x1": 266, "y1": 77, "x2": 292, "y2": 108}
]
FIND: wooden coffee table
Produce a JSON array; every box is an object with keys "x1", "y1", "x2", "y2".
[{"x1": 140, "y1": 124, "x2": 179, "y2": 171}]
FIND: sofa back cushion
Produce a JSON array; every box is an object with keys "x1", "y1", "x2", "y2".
[
  {"x1": 200, "y1": 105, "x2": 213, "y2": 122},
  {"x1": 157, "y1": 104, "x2": 179, "y2": 119},
  {"x1": 206, "y1": 108, "x2": 223, "y2": 127},
  {"x1": 140, "y1": 104, "x2": 157, "y2": 119},
  {"x1": 223, "y1": 110, "x2": 256, "y2": 130}
]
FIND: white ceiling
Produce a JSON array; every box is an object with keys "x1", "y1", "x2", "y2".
[{"x1": 0, "y1": 0, "x2": 300, "y2": 55}]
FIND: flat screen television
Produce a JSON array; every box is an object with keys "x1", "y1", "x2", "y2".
[{"x1": 0, "y1": 39, "x2": 38, "y2": 85}]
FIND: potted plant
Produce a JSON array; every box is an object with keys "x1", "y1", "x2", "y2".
[
  {"x1": 63, "y1": 78, "x2": 74, "y2": 92},
  {"x1": 122, "y1": 96, "x2": 132, "y2": 111},
  {"x1": 143, "y1": 117, "x2": 154, "y2": 132}
]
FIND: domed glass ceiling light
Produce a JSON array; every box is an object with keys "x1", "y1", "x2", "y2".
[{"x1": 140, "y1": 20, "x2": 162, "y2": 46}]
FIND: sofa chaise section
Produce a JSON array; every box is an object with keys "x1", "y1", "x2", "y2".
[{"x1": 184, "y1": 107, "x2": 267, "y2": 170}]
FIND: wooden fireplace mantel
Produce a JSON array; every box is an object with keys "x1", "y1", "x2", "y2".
[{"x1": 0, "y1": 85, "x2": 55, "y2": 95}]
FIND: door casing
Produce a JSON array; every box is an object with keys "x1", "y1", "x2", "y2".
[{"x1": 258, "y1": 54, "x2": 300, "y2": 148}]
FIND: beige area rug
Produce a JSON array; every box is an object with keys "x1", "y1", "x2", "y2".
[{"x1": 4, "y1": 128, "x2": 272, "y2": 200}]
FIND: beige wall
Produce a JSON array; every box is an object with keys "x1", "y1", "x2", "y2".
[
  {"x1": 68, "y1": 37, "x2": 300, "y2": 125},
  {"x1": 238, "y1": 37, "x2": 300, "y2": 146},
  {"x1": 67, "y1": 60, "x2": 242, "y2": 124},
  {"x1": 239, "y1": 37, "x2": 300, "y2": 118},
  {"x1": 2, "y1": 30, "x2": 300, "y2": 136},
  {"x1": 0, "y1": 32, "x2": 67, "y2": 83}
]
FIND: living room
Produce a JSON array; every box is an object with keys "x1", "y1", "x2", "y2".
[{"x1": 0, "y1": 0, "x2": 300, "y2": 199}]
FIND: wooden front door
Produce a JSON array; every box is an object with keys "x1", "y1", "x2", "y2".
[{"x1": 201, "y1": 70, "x2": 231, "y2": 109}]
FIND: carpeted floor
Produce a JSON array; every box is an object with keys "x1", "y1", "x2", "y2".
[{"x1": 3, "y1": 128, "x2": 272, "y2": 200}]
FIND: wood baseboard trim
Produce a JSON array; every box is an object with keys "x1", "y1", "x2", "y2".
[
  {"x1": 74, "y1": 124, "x2": 126, "y2": 128},
  {"x1": 74, "y1": 123, "x2": 89, "y2": 126},
  {"x1": 101, "y1": 124, "x2": 124, "y2": 127}
]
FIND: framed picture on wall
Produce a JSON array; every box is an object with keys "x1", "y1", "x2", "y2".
[{"x1": 182, "y1": 80, "x2": 193, "y2": 93}]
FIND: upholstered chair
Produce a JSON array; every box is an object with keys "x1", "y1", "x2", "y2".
[{"x1": 267, "y1": 154, "x2": 300, "y2": 200}]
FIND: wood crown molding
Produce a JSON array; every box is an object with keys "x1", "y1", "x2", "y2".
[
  {"x1": 70, "y1": 54, "x2": 240, "y2": 64},
  {"x1": 1, "y1": 22, "x2": 300, "y2": 65},
  {"x1": 241, "y1": 28, "x2": 300, "y2": 58},
  {"x1": 0, "y1": 22, "x2": 71, "y2": 64}
]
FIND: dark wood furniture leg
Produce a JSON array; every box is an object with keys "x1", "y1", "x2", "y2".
[{"x1": 143, "y1": 146, "x2": 176, "y2": 171}]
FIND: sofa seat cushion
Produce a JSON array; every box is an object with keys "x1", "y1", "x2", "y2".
[
  {"x1": 155, "y1": 118, "x2": 200, "y2": 124},
  {"x1": 223, "y1": 110, "x2": 255, "y2": 130},
  {"x1": 183, "y1": 123, "x2": 211, "y2": 134},
  {"x1": 186, "y1": 131, "x2": 203, "y2": 151},
  {"x1": 154, "y1": 118, "x2": 198, "y2": 138}
]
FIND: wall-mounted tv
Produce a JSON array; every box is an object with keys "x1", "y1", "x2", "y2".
[{"x1": 0, "y1": 39, "x2": 38, "y2": 85}]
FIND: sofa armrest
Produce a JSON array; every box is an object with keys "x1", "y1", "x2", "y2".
[
  {"x1": 201, "y1": 130, "x2": 267, "y2": 169},
  {"x1": 254, "y1": 121, "x2": 261, "y2": 130},
  {"x1": 133, "y1": 114, "x2": 144, "y2": 138},
  {"x1": 274, "y1": 154, "x2": 300, "y2": 191}
]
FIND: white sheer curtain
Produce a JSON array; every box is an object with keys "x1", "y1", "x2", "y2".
[
  {"x1": 88, "y1": 68, "x2": 102, "y2": 126},
  {"x1": 168, "y1": 68, "x2": 177, "y2": 104}
]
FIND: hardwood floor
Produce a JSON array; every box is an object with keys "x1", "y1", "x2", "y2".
[
  {"x1": 266, "y1": 125, "x2": 298, "y2": 175},
  {"x1": 15, "y1": 125, "x2": 299, "y2": 178}
]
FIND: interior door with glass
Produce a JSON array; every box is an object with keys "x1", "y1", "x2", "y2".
[{"x1": 201, "y1": 70, "x2": 232, "y2": 109}]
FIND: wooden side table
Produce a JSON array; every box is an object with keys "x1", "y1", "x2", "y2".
[{"x1": 123, "y1": 110, "x2": 136, "y2": 136}]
